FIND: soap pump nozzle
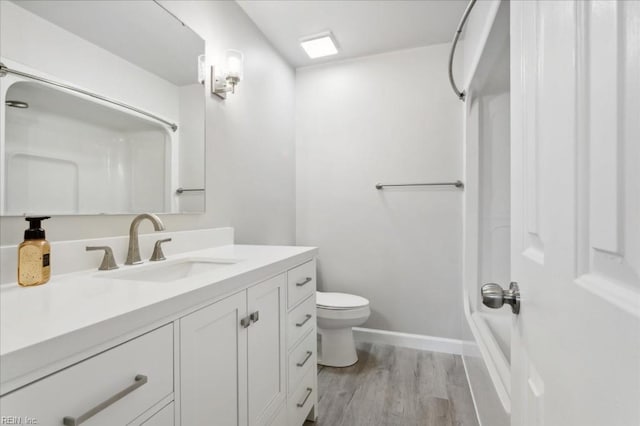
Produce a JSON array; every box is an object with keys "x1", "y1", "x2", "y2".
[{"x1": 24, "y1": 216, "x2": 51, "y2": 240}]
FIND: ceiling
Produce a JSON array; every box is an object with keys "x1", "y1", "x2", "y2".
[{"x1": 236, "y1": 0, "x2": 468, "y2": 68}]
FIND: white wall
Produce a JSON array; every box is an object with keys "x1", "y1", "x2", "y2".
[
  {"x1": 296, "y1": 44, "x2": 464, "y2": 339},
  {"x1": 0, "y1": 0, "x2": 296, "y2": 246},
  {"x1": 178, "y1": 83, "x2": 206, "y2": 213}
]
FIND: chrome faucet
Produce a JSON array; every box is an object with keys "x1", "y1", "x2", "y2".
[{"x1": 125, "y1": 213, "x2": 165, "y2": 265}]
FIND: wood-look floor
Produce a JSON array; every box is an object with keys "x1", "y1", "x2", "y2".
[{"x1": 304, "y1": 342, "x2": 479, "y2": 426}]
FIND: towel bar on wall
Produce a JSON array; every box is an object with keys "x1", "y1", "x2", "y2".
[{"x1": 375, "y1": 181, "x2": 464, "y2": 190}]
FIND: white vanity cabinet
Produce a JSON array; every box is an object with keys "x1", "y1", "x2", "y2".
[
  {"x1": 179, "y1": 261, "x2": 317, "y2": 426},
  {"x1": 180, "y1": 274, "x2": 286, "y2": 426},
  {"x1": 0, "y1": 244, "x2": 317, "y2": 426},
  {"x1": 286, "y1": 261, "x2": 318, "y2": 425},
  {"x1": 247, "y1": 274, "x2": 287, "y2": 425},
  {"x1": 180, "y1": 291, "x2": 249, "y2": 426}
]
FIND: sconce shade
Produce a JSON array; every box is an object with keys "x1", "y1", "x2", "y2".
[
  {"x1": 197, "y1": 54, "x2": 206, "y2": 84},
  {"x1": 226, "y1": 50, "x2": 244, "y2": 81}
]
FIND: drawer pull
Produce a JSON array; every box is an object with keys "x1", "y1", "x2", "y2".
[
  {"x1": 296, "y1": 277, "x2": 312, "y2": 287},
  {"x1": 62, "y1": 374, "x2": 148, "y2": 426},
  {"x1": 250, "y1": 311, "x2": 260, "y2": 323},
  {"x1": 297, "y1": 387, "x2": 313, "y2": 407},
  {"x1": 296, "y1": 314, "x2": 312, "y2": 327},
  {"x1": 296, "y1": 351, "x2": 313, "y2": 367}
]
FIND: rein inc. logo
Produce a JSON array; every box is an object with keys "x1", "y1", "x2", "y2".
[{"x1": 1, "y1": 417, "x2": 39, "y2": 424}]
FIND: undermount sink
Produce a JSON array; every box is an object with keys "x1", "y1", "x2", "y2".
[{"x1": 106, "y1": 258, "x2": 238, "y2": 282}]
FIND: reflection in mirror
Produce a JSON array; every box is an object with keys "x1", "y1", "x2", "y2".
[{"x1": 0, "y1": 0, "x2": 205, "y2": 216}]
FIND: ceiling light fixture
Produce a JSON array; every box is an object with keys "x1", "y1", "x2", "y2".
[{"x1": 300, "y1": 32, "x2": 339, "y2": 59}]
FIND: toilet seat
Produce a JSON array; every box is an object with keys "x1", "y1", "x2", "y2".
[{"x1": 317, "y1": 292, "x2": 369, "y2": 310}]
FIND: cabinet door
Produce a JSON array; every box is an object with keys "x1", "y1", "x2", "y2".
[
  {"x1": 180, "y1": 292, "x2": 248, "y2": 426},
  {"x1": 247, "y1": 274, "x2": 286, "y2": 426}
]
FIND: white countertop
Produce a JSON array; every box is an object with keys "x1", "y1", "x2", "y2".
[{"x1": 0, "y1": 243, "x2": 317, "y2": 394}]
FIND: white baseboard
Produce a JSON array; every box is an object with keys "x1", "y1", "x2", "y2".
[{"x1": 353, "y1": 327, "x2": 463, "y2": 355}]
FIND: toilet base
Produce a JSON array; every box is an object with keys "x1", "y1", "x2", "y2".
[{"x1": 317, "y1": 327, "x2": 359, "y2": 367}]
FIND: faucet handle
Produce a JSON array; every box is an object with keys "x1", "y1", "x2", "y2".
[
  {"x1": 150, "y1": 238, "x2": 172, "y2": 261},
  {"x1": 86, "y1": 246, "x2": 119, "y2": 271}
]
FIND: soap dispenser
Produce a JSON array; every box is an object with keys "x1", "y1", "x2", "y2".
[{"x1": 18, "y1": 216, "x2": 51, "y2": 287}]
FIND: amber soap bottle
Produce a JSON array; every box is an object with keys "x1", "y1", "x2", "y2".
[{"x1": 18, "y1": 216, "x2": 51, "y2": 287}]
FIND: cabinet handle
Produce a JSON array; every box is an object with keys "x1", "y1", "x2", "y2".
[
  {"x1": 250, "y1": 311, "x2": 260, "y2": 323},
  {"x1": 296, "y1": 314, "x2": 312, "y2": 327},
  {"x1": 62, "y1": 374, "x2": 148, "y2": 426},
  {"x1": 297, "y1": 387, "x2": 313, "y2": 407},
  {"x1": 240, "y1": 317, "x2": 251, "y2": 328},
  {"x1": 296, "y1": 351, "x2": 313, "y2": 367},
  {"x1": 296, "y1": 277, "x2": 312, "y2": 287}
]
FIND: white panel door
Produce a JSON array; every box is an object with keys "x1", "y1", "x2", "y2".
[
  {"x1": 247, "y1": 274, "x2": 286, "y2": 426},
  {"x1": 180, "y1": 292, "x2": 248, "y2": 426},
  {"x1": 509, "y1": 1, "x2": 640, "y2": 425}
]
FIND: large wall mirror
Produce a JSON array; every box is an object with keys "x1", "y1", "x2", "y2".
[{"x1": 0, "y1": 0, "x2": 205, "y2": 216}]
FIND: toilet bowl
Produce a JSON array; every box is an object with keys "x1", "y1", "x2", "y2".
[{"x1": 316, "y1": 291, "x2": 370, "y2": 367}]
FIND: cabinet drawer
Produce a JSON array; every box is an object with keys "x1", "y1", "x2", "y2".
[
  {"x1": 140, "y1": 402, "x2": 174, "y2": 425},
  {"x1": 0, "y1": 324, "x2": 173, "y2": 426},
  {"x1": 267, "y1": 403, "x2": 286, "y2": 426},
  {"x1": 287, "y1": 330, "x2": 316, "y2": 392},
  {"x1": 287, "y1": 260, "x2": 316, "y2": 309},
  {"x1": 287, "y1": 367, "x2": 316, "y2": 426},
  {"x1": 287, "y1": 295, "x2": 316, "y2": 349}
]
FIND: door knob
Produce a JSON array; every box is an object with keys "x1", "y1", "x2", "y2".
[{"x1": 481, "y1": 281, "x2": 520, "y2": 314}]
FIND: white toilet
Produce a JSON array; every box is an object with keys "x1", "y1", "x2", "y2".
[{"x1": 316, "y1": 291, "x2": 370, "y2": 367}]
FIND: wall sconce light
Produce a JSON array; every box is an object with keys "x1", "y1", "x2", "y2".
[
  {"x1": 211, "y1": 49, "x2": 244, "y2": 99},
  {"x1": 197, "y1": 54, "x2": 206, "y2": 85}
]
